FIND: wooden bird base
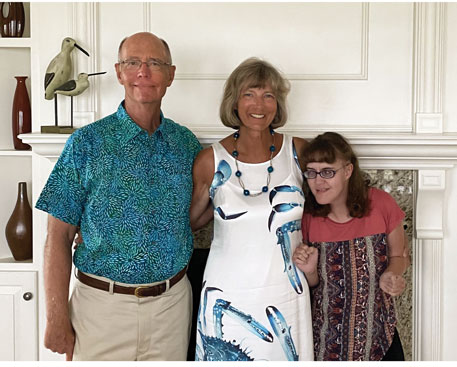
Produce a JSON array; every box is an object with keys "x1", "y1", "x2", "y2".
[{"x1": 41, "y1": 125, "x2": 77, "y2": 134}]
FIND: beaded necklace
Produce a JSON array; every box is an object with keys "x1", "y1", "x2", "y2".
[{"x1": 232, "y1": 128, "x2": 275, "y2": 197}]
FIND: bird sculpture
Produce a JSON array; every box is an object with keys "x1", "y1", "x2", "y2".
[
  {"x1": 55, "y1": 72, "x2": 106, "y2": 97},
  {"x1": 54, "y1": 72, "x2": 106, "y2": 128},
  {"x1": 44, "y1": 37, "x2": 89, "y2": 126}
]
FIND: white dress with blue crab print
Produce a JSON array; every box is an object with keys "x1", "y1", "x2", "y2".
[{"x1": 195, "y1": 134, "x2": 314, "y2": 361}]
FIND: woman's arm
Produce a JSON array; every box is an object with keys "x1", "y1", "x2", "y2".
[{"x1": 190, "y1": 147, "x2": 214, "y2": 231}]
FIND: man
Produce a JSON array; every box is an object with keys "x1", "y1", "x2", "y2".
[{"x1": 36, "y1": 32, "x2": 201, "y2": 361}]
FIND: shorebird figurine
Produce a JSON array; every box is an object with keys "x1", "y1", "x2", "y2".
[
  {"x1": 54, "y1": 72, "x2": 106, "y2": 128},
  {"x1": 44, "y1": 37, "x2": 90, "y2": 126},
  {"x1": 55, "y1": 72, "x2": 106, "y2": 97}
]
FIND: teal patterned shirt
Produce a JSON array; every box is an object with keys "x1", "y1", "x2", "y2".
[{"x1": 36, "y1": 102, "x2": 201, "y2": 283}]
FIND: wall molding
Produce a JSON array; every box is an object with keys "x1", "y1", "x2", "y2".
[
  {"x1": 414, "y1": 3, "x2": 445, "y2": 133},
  {"x1": 70, "y1": 2, "x2": 101, "y2": 124},
  {"x1": 415, "y1": 113, "x2": 443, "y2": 133},
  {"x1": 144, "y1": 3, "x2": 369, "y2": 81}
]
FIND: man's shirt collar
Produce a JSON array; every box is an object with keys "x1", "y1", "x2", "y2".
[{"x1": 115, "y1": 101, "x2": 170, "y2": 145}]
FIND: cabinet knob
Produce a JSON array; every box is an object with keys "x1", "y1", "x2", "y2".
[{"x1": 23, "y1": 292, "x2": 33, "y2": 301}]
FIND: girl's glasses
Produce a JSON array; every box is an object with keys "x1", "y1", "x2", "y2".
[{"x1": 303, "y1": 165, "x2": 347, "y2": 179}]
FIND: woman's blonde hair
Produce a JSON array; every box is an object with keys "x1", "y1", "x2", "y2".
[{"x1": 220, "y1": 57, "x2": 290, "y2": 129}]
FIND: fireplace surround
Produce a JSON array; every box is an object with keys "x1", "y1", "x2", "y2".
[{"x1": 20, "y1": 131, "x2": 457, "y2": 360}]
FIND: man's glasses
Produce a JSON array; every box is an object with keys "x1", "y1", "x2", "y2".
[
  {"x1": 119, "y1": 58, "x2": 171, "y2": 72},
  {"x1": 303, "y1": 165, "x2": 347, "y2": 179}
]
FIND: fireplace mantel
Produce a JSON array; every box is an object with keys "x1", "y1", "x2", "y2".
[
  {"x1": 19, "y1": 132, "x2": 457, "y2": 168},
  {"x1": 19, "y1": 131, "x2": 457, "y2": 361}
]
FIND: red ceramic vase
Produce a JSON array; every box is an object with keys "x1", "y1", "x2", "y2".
[
  {"x1": 0, "y1": 2, "x2": 25, "y2": 37},
  {"x1": 12, "y1": 76, "x2": 31, "y2": 150},
  {"x1": 5, "y1": 182, "x2": 33, "y2": 261}
]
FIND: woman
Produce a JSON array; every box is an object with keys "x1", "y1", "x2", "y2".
[
  {"x1": 190, "y1": 57, "x2": 313, "y2": 361},
  {"x1": 293, "y1": 132, "x2": 409, "y2": 361}
]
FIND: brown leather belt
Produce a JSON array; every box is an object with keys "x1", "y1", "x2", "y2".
[{"x1": 76, "y1": 267, "x2": 187, "y2": 298}]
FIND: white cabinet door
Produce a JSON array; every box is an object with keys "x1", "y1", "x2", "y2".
[{"x1": 0, "y1": 271, "x2": 37, "y2": 361}]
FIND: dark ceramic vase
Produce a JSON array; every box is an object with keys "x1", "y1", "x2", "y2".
[
  {"x1": 0, "y1": 2, "x2": 25, "y2": 37},
  {"x1": 12, "y1": 76, "x2": 31, "y2": 150},
  {"x1": 5, "y1": 182, "x2": 32, "y2": 261}
]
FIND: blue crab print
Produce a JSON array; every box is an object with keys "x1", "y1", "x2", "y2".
[
  {"x1": 210, "y1": 160, "x2": 231, "y2": 200},
  {"x1": 268, "y1": 185, "x2": 304, "y2": 231},
  {"x1": 292, "y1": 142, "x2": 301, "y2": 171},
  {"x1": 268, "y1": 185, "x2": 305, "y2": 294},
  {"x1": 211, "y1": 159, "x2": 247, "y2": 220},
  {"x1": 196, "y1": 285, "x2": 299, "y2": 361},
  {"x1": 215, "y1": 206, "x2": 247, "y2": 220},
  {"x1": 275, "y1": 220, "x2": 303, "y2": 294},
  {"x1": 267, "y1": 305, "x2": 299, "y2": 361}
]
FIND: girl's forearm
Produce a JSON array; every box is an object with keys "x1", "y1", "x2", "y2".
[
  {"x1": 386, "y1": 255, "x2": 410, "y2": 276},
  {"x1": 304, "y1": 270, "x2": 319, "y2": 288}
]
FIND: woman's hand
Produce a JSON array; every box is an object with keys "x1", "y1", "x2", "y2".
[
  {"x1": 73, "y1": 228, "x2": 82, "y2": 250},
  {"x1": 380, "y1": 270, "x2": 406, "y2": 296}
]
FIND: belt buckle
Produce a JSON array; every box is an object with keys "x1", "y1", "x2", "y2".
[{"x1": 134, "y1": 286, "x2": 149, "y2": 298}]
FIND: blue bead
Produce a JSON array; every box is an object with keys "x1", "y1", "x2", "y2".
[
  {"x1": 234, "y1": 132, "x2": 240, "y2": 139},
  {"x1": 262, "y1": 186, "x2": 268, "y2": 192},
  {"x1": 232, "y1": 150, "x2": 239, "y2": 157},
  {"x1": 270, "y1": 127, "x2": 274, "y2": 135},
  {"x1": 270, "y1": 145, "x2": 276, "y2": 152},
  {"x1": 267, "y1": 166, "x2": 274, "y2": 173},
  {"x1": 235, "y1": 171, "x2": 242, "y2": 177},
  {"x1": 243, "y1": 189, "x2": 250, "y2": 196}
]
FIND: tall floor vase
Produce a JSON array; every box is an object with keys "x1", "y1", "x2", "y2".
[
  {"x1": 12, "y1": 76, "x2": 31, "y2": 150},
  {"x1": 5, "y1": 182, "x2": 32, "y2": 261}
]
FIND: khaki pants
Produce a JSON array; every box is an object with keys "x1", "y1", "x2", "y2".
[{"x1": 69, "y1": 273, "x2": 192, "y2": 361}]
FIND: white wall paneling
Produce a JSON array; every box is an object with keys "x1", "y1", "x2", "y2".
[{"x1": 153, "y1": 2, "x2": 415, "y2": 133}]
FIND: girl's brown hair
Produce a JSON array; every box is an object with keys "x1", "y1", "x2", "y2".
[{"x1": 303, "y1": 132, "x2": 370, "y2": 218}]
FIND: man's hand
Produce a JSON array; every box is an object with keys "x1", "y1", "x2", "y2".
[
  {"x1": 43, "y1": 216, "x2": 78, "y2": 361},
  {"x1": 380, "y1": 270, "x2": 406, "y2": 297},
  {"x1": 44, "y1": 314, "x2": 75, "y2": 360}
]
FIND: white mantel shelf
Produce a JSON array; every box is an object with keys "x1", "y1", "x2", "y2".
[
  {"x1": 19, "y1": 132, "x2": 457, "y2": 169},
  {"x1": 18, "y1": 133, "x2": 71, "y2": 160}
]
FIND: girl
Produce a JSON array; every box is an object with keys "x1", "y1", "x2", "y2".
[{"x1": 293, "y1": 131, "x2": 409, "y2": 361}]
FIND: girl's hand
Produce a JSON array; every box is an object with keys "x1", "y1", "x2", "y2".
[
  {"x1": 293, "y1": 243, "x2": 318, "y2": 275},
  {"x1": 380, "y1": 271, "x2": 406, "y2": 296}
]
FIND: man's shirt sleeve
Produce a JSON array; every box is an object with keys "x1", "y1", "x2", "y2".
[{"x1": 35, "y1": 135, "x2": 86, "y2": 226}]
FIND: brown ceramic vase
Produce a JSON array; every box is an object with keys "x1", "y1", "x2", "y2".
[
  {"x1": 5, "y1": 182, "x2": 32, "y2": 261},
  {"x1": 0, "y1": 2, "x2": 25, "y2": 37},
  {"x1": 12, "y1": 76, "x2": 31, "y2": 150}
]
